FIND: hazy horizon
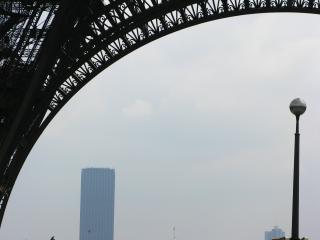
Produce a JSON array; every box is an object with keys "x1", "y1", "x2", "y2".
[{"x1": 1, "y1": 12, "x2": 320, "y2": 240}]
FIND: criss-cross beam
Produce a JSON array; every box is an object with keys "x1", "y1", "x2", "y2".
[{"x1": 0, "y1": 0, "x2": 319, "y2": 227}]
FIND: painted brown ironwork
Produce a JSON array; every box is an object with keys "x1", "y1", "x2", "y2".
[{"x1": 0, "y1": 0, "x2": 319, "y2": 228}]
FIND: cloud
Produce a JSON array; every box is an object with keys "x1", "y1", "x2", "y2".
[
  {"x1": 4, "y1": 14, "x2": 320, "y2": 240},
  {"x1": 122, "y1": 99, "x2": 154, "y2": 118}
]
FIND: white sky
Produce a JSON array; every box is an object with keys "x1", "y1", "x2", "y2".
[{"x1": 1, "y1": 12, "x2": 320, "y2": 240}]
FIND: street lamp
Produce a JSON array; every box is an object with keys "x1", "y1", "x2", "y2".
[{"x1": 289, "y1": 98, "x2": 306, "y2": 240}]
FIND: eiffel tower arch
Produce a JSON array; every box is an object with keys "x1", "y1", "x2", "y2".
[{"x1": 0, "y1": 0, "x2": 318, "y2": 227}]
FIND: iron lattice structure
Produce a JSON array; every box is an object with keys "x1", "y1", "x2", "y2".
[{"x1": 0, "y1": 0, "x2": 319, "y2": 227}]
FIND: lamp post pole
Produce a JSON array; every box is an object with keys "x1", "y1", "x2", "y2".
[{"x1": 289, "y1": 98, "x2": 306, "y2": 240}]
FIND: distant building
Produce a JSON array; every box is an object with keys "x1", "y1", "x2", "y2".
[
  {"x1": 265, "y1": 226, "x2": 285, "y2": 240},
  {"x1": 79, "y1": 168, "x2": 115, "y2": 240}
]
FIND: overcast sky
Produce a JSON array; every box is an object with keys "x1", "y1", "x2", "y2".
[{"x1": 1, "y1": 12, "x2": 320, "y2": 240}]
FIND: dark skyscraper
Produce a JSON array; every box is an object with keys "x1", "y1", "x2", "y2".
[{"x1": 79, "y1": 168, "x2": 115, "y2": 240}]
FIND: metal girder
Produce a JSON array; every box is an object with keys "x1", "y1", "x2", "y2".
[
  {"x1": 0, "y1": 0, "x2": 320, "y2": 229},
  {"x1": 0, "y1": 0, "x2": 84, "y2": 226}
]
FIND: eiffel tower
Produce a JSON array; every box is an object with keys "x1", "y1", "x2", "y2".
[{"x1": 0, "y1": 0, "x2": 318, "y2": 231}]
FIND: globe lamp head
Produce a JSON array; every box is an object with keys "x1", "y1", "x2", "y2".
[{"x1": 290, "y1": 98, "x2": 306, "y2": 116}]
